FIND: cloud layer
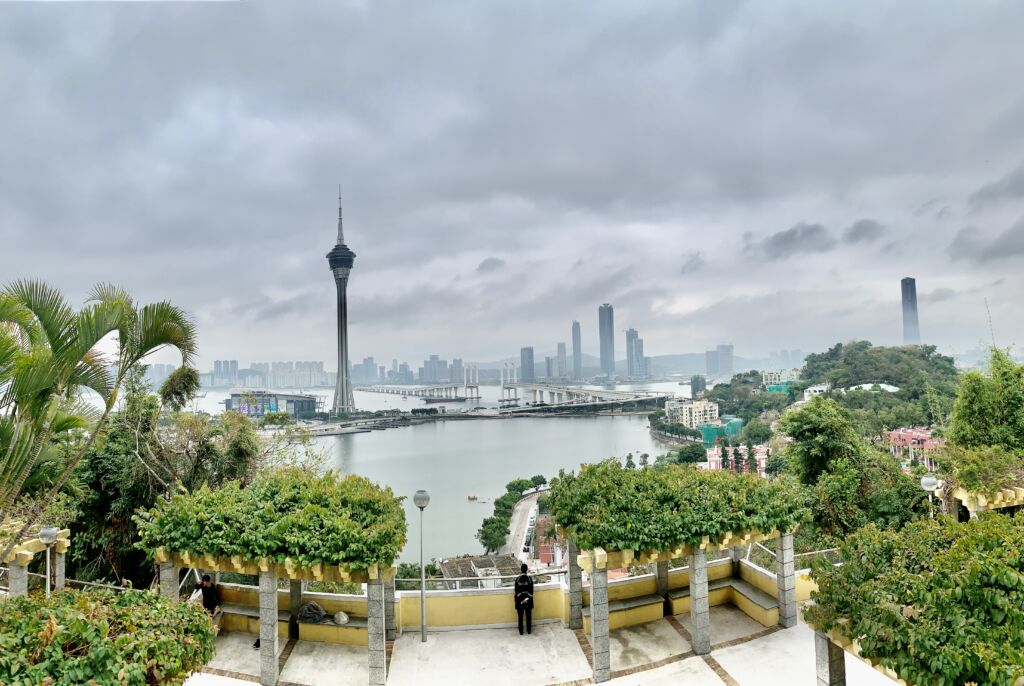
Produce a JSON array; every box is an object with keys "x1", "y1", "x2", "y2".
[{"x1": 2, "y1": 1, "x2": 1023, "y2": 367}]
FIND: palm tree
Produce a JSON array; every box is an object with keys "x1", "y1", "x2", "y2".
[{"x1": 0, "y1": 280, "x2": 196, "y2": 557}]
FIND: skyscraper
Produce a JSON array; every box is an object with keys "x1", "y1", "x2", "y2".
[
  {"x1": 901, "y1": 277, "x2": 921, "y2": 345},
  {"x1": 571, "y1": 321, "x2": 582, "y2": 380},
  {"x1": 705, "y1": 350, "x2": 719, "y2": 377},
  {"x1": 556, "y1": 343, "x2": 567, "y2": 378},
  {"x1": 716, "y1": 344, "x2": 734, "y2": 379},
  {"x1": 327, "y1": 194, "x2": 356, "y2": 412},
  {"x1": 598, "y1": 304, "x2": 615, "y2": 378},
  {"x1": 626, "y1": 328, "x2": 644, "y2": 378},
  {"x1": 520, "y1": 347, "x2": 536, "y2": 382}
]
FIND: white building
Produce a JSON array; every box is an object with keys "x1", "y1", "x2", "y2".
[
  {"x1": 664, "y1": 399, "x2": 719, "y2": 429},
  {"x1": 802, "y1": 382, "x2": 832, "y2": 402},
  {"x1": 762, "y1": 368, "x2": 799, "y2": 386}
]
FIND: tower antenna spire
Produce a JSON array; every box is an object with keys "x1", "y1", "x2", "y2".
[
  {"x1": 337, "y1": 185, "x2": 345, "y2": 243},
  {"x1": 985, "y1": 298, "x2": 997, "y2": 349}
]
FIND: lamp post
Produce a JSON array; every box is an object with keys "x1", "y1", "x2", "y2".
[
  {"x1": 413, "y1": 489, "x2": 430, "y2": 642},
  {"x1": 38, "y1": 526, "x2": 58, "y2": 598},
  {"x1": 920, "y1": 474, "x2": 938, "y2": 520}
]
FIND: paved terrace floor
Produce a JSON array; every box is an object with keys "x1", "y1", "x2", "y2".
[{"x1": 188, "y1": 606, "x2": 895, "y2": 686}]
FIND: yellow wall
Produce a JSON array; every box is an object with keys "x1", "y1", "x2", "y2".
[
  {"x1": 218, "y1": 584, "x2": 368, "y2": 617},
  {"x1": 796, "y1": 572, "x2": 817, "y2": 601},
  {"x1": 398, "y1": 584, "x2": 563, "y2": 629},
  {"x1": 739, "y1": 562, "x2": 778, "y2": 598}
]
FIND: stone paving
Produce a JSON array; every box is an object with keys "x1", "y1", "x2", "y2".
[{"x1": 188, "y1": 606, "x2": 897, "y2": 686}]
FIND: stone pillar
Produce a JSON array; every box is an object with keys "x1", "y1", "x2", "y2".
[
  {"x1": 384, "y1": 574, "x2": 397, "y2": 641},
  {"x1": 289, "y1": 580, "x2": 304, "y2": 639},
  {"x1": 655, "y1": 560, "x2": 669, "y2": 597},
  {"x1": 567, "y1": 540, "x2": 583, "y2": 630},
  {"x1": 158, "y1": 562, "x2": 178, "y2": 603},
  {"x1": 54, "y1": 550, "x2": 66, "y2": 591},
  {"x1": 815, "y1": 630, "x2": 847, "y2": 685},
  {"x1": 590, "y1": 567, "x2": 610, "y2": 683},
  {"x1": 258, "y1": 569, "x2": 279, "y2": 686},
  {"x1": 7, "y1": 561, "x2": 28, "y2": 597},
  {"x1": 776, "y1": 532, "x2": 797, "y2": 628},
  {"x1": 688, "y1": 551, "x2": 711, "y2": 655},
  {"x1": 367, "y1": 576, "x2": 387, "y2": 686},
  {"x1": 730, "y1": 545, "x2": 745, "y2": 578}
]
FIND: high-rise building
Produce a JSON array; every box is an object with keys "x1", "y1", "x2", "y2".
[
  {"x1": 545, "y1": 356, "x2": 557, "y2": 379},
  {"x1": 451, "y1": 358, "x2": 464, "y2": 385},
  {"x1": 556, "y1": 343, "x2": 567, "y2": 378},
  {"x1": 422, "y1": 355, "x2": 448, "y2": 383},
  {"x1": 520, "y1": 347, "x2": 536, "y2": 382},
  {"x1": 327, "y1": 194, "x2": 356, "y2": 412},
  {"x1": 901, "y1": 277, "x2": 921, "y2": 345},
  {"x1": 598, "y1": 304, "x2": 615, "y2": 378},
  {"x1": 705, "y1": 350, "x2": 719, "y2": 377},
  {"x1": 716, "y1": 344, "x2": 734, "y2": 379},
  {"x1": 571, "y1": 321, "x2": 582, "y2": 380},
  {"x1": 625, "y1": 328, "x2": 646, "y2": 378}
]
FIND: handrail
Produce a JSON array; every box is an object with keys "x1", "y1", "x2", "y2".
[{"x1": 0, "y1": 566, "x2": 127, "y2": 593}]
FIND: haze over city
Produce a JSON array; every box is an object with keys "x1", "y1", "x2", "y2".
[{"x1": 3, "y1": 1, "x2": 1024, "y2": 369}]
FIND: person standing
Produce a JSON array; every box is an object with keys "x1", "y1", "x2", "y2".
[
  {"x1": 196, "y1": 574, "x2": 221, "y2": 616},
  {"x1": 514, "y1": 563, "x2": 534, "y2": 635}
]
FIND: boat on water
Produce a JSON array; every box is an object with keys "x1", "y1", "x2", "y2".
[
  {"x1": 467, "y1": 495, "x2": 478, "y2": 501},
  {"x1": 423, "y1": 396, "x2": 467, "y2": 404},
  {"x1": 401, "y1": 395, "x2": 408, "y2": 400}
]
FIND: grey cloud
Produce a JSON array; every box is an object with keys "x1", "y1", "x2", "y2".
[
  {"x1": 969, "y1": 163, "x2": 1024, "y2": 212},
  {"x1": 476, "y1": 257, "x2": 506, "y2": 273},
  {"x1": 744, "y1": 223, "x2": 836, "y2": 260},
  {"x1": 949, "y1": 219, "x2": 1024, "y2": 262},
  {"x1": 679, "y1": 252, "x2": 706, "y2": 275},
  {"x1": 842, "y1": 219, "x2": 886, "y2": 244},
  {"x1": 920, "y1": 287, "x2": 957, "y2": 303}
]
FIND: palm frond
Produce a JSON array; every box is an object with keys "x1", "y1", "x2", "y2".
[
  {"x1": 3, "y1": 279, "x2": 76, "y2": 355},
  {"x1": 125, "y1": 301, "x2": 198, "y2": 368},
  {"x1": 67, "y1": 351, "x2": 115, "y2": 402},
  {"x1": 60, "y1": 300, "x2": 126, "y2": 367}
]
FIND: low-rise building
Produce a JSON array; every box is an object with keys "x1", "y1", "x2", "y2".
[
  {"x1": 802, "y1": 382, "x2": 832, "y2": 402},
  {"x1": 761, "y1": 368, "x2": 799, "y2": 386},
  {"x1": 664, "y1": 399, "x2": 719, "y2": 428},
  {"x1": 887, "y1": 427, "x2": 944, "y2": 470},
  {"x1": 699, "y1": 443, "x2": 769, "y2": 478},
  {"x1": 225, "y1": 390, "x2": 321, "y2": 419}
]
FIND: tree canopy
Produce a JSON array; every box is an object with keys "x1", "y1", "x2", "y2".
[{"x1": 948, "y1": 348, "x2": 1024, "y2": 452}]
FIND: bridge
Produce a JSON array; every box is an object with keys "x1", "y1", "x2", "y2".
[
  {"x1": 358, "y1": 383, "x2": 480, "y2": 401},
  {"x1": 498, "y1": 382, "x2": 671, "y2": 413}
]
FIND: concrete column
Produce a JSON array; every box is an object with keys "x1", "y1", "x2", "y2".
[
  {"x1": 289, "y1": 580, "x2": 303, "y2": 639},
  {"x1": 655, "y1": 560, "x2": 669, "y2": 597},
  {"x1": 7, "y1": 561, "x2": 28, "y2": 597},
  {"x1": 688, "y1": 551, "x2": 711, "y2": 654},
  {"x1": 730, "y1": 545, "x2": 745, "y2": 578},
  {"x1": 384, "y1": 575, "x2": 397, "y2": 641},
  {"x1": 567, "y1": 540, "x2": 583, "y2": 630},
  {"x1": 54, "y1": 550, "x2": 66, "y2": 591},
  {"x1": 367, "y1": 576, "x2": 387, "y2": 686},
  {"x1": 258, "y1": 569, "x2": 279, "y2": 686},
  {"x1": 158, "y1": 562, "x2": 178, "y2": 603},
  {"x1": 776, "y1": 532, "x2": 797, "y2": 628},
  {"x1": 815, "y1": 630, "x2": 847, "y2": 685},
  {"x1": 590, "y1": 567, "x2": 610, "y2": 683}
]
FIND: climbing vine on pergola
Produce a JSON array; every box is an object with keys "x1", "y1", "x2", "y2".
[
  {"x1": 549, "y1": 460, "x2": 809, "y2": 554},
  {"x1": 806, "y1": 516, "x2": 1024, "y2": 686},
  {"x1": 135, "y1": 468, "x2": 407, "y2": 578}
]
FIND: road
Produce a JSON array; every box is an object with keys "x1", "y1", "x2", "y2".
[{"x1": 499, "y1": 489, "x2": 545, "y2": 560}]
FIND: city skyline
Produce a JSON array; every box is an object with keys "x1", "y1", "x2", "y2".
[{"x1": 3, "y1": 3, "x2": 1023, "y2": 368}]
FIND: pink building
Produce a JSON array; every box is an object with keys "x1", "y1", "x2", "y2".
[
  {"x1": 700, "y1": 444, "x2": 769, "y2": 478},
  {"x1": 886, "y1": 427, "x2": 944, "y2": 471}
]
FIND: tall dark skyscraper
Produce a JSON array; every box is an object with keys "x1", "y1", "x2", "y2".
[
  {"x1": 520, "y1": 346, "x2": 536, "y2": 382},
  {"x1": 326, "y1": 194, "x2": 356, "y2": 412},
  {"x1": 901, "y1": 277, "x2": 920, "y2": 345},
  {"x1": 598, "y1": 304, "x2": 615, "y2": 378},
  {"x1": 571, "y1": 321, "x2": 582, "y2": 380}
]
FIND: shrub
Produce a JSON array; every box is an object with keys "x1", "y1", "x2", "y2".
[{"x1": 0, "y1": 589, "x2": 215, "y2": 686}]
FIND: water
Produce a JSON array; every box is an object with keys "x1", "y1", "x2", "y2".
[{"x1": 141, "y1": 381, "x2": 688, "y2": 562}]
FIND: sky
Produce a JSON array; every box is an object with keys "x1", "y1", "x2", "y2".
[{"x1": 2, "y1": 0, "x2": 1023, "y2": 371}]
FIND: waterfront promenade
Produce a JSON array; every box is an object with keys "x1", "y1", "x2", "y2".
[{"x1": 188, "y1": 608, "x2": 894, "y2": 686}]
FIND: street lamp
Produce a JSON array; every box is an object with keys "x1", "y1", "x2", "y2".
[
  {"x1": 413, "y1": 489, "x2": 430, "y2": 643},
  {"x1": 38, "y1": 526, "x2": 58, "y2": 598},
  {"x1": 920, "y1": 474, "x2": 938, "y2": 520}
]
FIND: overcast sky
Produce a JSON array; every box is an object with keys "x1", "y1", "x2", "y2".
[{"x1": 2, "y1": 1, "x2": 1023, "y2": 370}]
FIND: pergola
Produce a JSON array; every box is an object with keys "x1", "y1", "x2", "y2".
[
  {"x1": 1, "y1": 527, "x2": 71, "y2": 596},
  {"x1": 153, "y1": 547, "x2": 397, "y2": 686},
  {"x1": 567, "y1": 528, "x2": 797, "y2": 683}
]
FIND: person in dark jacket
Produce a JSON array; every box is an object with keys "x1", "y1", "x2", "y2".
[
  {"x1": 513, "y1": 563, "x2": 534, "y2": 635},
  {"x1": 196, "y1": 574, "x2": 221, "y2": 616}
]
